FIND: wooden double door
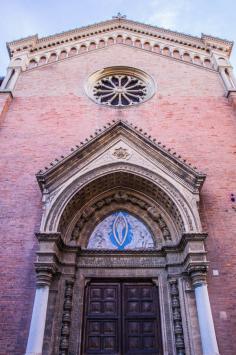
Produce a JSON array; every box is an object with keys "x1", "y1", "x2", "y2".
[{"x1": 82, "y1": 280, "x2": 162, "y2": 355}]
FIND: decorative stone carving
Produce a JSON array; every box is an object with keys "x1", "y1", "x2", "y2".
[
  {"x1": 169, "y1": 279, "x2": 185, "y2": 355},
  {"x1": 187, "y1": 265, "x2": 208, "y2": 288},
  {"x1": 59, "y1": 280, "x2": 74, "y2": 355},
  {"x1": 38, "y1": 119, "x2": 202, "y2": 235},
  {"x1": 147, "y1": 207, "x2": 171, "y2": 240},
  {"x1": 71, "y1": 191, "x2": 172, "y2": 242},
  {"x1": 112, "y1": 147, "x2": 130, "y2": 159},
  {"x1": 35, "y1": 263, "x2": 57, "y2": 287},
  {"x1": 55, "y1": 165, "x2": 188, "y2": 236}
]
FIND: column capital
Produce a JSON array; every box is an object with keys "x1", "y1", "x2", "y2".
[
  {"x1": 187, "y1": 265, "x2": 208, "y2": 288},
  {"x1": 35, "y1": 262, "x2": 57, "y2": 287}
]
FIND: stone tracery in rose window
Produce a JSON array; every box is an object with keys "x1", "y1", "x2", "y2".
[
  {"x1": 93, "y1": 75, "x2": 148, "y2": 106},
  {"x1": 86, "y1": 66, "x2": 155, "y2": 108}
]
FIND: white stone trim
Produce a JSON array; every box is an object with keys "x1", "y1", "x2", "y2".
[
  {"x1": 195, "y1": 284, "x2": 220, "y2": 355},
  {"x1": 25, "y1": 287, "x2": 49, "y2": 355}
]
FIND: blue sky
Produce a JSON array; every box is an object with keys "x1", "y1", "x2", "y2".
[{"x1": 0, "y1": 0, "x2": 236, "y2": 76}]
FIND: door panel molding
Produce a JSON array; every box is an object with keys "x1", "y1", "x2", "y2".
[{"x1": 82, "y1": 279, "x2": 163, "y2": 355}]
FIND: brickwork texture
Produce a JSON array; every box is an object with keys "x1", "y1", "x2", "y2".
[{"x1": 0, "y1": 45, "x2": 236, "y2": 354}]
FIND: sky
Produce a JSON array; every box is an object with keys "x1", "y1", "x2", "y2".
[{"x1": 0, "y1": 0, "x2": 236, "y2": 76}]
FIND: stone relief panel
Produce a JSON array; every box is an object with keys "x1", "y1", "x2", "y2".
[{"x1": 87, "y1": 210, "x2": 155, "y2": 250}]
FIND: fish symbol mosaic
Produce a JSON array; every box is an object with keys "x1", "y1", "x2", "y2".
[{"x1": 87, "y1": 211, "x2": 155, "y2": 250}]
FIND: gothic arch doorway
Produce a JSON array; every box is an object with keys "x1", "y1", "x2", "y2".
[
  {"x1": 35, "y1": 170, "x2": 205, "y2": 355},
  {"x1": 26, "y1": 120, "x2": 219, "y2": 355}
]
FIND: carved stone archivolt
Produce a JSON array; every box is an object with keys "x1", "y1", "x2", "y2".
[
  {"x1": 55, "y1": 169, "x2": 188, "y2": 246},
  {"x1": 56, "y1": 167, "x2": 187, "y2": 236},
  {"x1": 71, "y1": 190, "x2": 172, "y2": 245}
]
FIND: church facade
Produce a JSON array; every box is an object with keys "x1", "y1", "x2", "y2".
[{"x1": 0, "y1": 16, "x2": 236, "y2": 355}]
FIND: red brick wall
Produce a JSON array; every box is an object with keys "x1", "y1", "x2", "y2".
[{"x1": 0, "y1": 45, "x2": 236, "y2": 354}]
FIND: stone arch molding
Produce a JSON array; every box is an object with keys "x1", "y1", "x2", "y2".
[{"x1": 37, "y1": 120, "x2": 206, "y2": 245}]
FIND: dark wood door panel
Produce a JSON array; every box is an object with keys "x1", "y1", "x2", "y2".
[
  {"x1": 123, "y1": 283, "x2": 161, "y2": 355},
  {"x1": 82, "y1": 280, "x2": 162, "y2": 355},
  {"x1": 85, "y1": 320, "x2": 118, "y2": 353},
  {"x1": 83, "y1": 283, "x2": 121, "y2": 354},
  {"x1": 87, "y1": 283, "x2": 120, "y2": 317}
]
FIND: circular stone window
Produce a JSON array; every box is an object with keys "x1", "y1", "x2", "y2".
[{"x1": 86, "y1": 66, "x2": 155, "y2": 107}]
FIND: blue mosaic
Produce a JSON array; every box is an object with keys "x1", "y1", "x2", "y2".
[{"x1": 87, "y1": 210, "x2": 154, "y2": 250}]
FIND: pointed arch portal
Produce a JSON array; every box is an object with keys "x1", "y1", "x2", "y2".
[{"x1": 25, "y1": 120, "x2": 219, "y2": 355}]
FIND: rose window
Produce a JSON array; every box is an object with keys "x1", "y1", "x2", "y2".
[
  {"x1": 93, "y1": 75, "x2": 147, "y2": 106},
  {"x1": 86, "y1": 66, "x2": 155, "y2": 108}
]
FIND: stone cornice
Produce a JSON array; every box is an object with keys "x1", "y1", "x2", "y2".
[
  {"x1": 78, "y1": 233, "x2": 207, "y2": 256},
  {"x1": 36, "y1": 232, "x2": 207, "y2": 256},
  {"x1": 35, "y1": 231, "x2": 208, "y2": 272},
  {"x1": 7, "y1": 18, "x2": 233, "y2": 59},
  {"x1": 201, "y1": 33, "x2": 234, "y2": 55}
]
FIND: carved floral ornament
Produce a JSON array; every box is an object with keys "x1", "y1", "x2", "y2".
[{"x1": 112, "y1": 147, "x2": 131, "y2": 160}]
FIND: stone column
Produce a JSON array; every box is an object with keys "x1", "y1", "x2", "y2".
[
  {"x1": 25, "y1": 266, "x2": 55, "y2": 355},
  {"x1": 190, "y1": 270, "x2": 220, "y2": 355}
]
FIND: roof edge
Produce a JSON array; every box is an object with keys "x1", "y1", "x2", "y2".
[{"x1": 7, "y1": 17, "x2": 233, "y2": 57}]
